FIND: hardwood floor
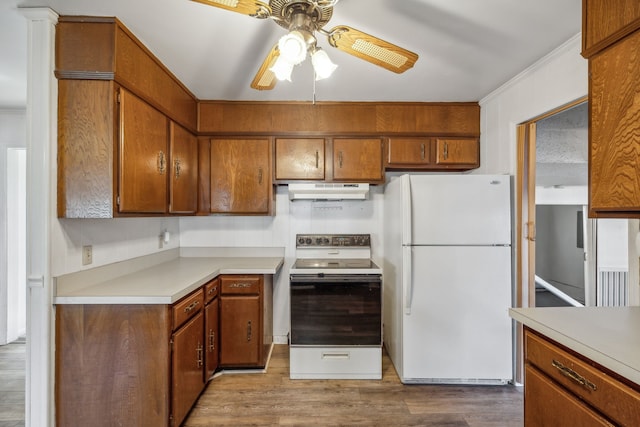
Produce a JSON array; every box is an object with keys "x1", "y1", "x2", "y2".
[
  {"x1": 185, "y1": 345, "x2": 523, "y2": 426},
  {"x1": 0, "y1": 338, "x2": 25, "y2": 427}
]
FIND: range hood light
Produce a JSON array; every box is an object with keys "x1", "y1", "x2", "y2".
[{"x1": 288, "y1": 183, "x2": 369, "y2": 200}]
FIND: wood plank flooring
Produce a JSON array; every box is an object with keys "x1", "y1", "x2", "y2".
[
  {"x1": 0, "y1": 338, "x2": 25, "y2": 427},
  {"x1": 185, "y1": 345, "x2": 523, "y2": 426}
]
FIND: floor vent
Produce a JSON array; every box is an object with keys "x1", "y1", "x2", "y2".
[{"x1": 597, "y1": 269, "x2": 628, "y2": 307}]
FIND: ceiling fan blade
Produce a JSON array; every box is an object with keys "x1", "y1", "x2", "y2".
[
  {"x1": 250, "y1": 44, "x2": 280, "y2": 90},
  {"x1": 327, "y1": 26, "x2": 418, "y2": 74},
  {"x1": 190, "y1": 0, "x2": 272, "y2": 18}
]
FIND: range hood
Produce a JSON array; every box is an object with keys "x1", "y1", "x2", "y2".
[{"x1": 288, "y1": 183, "x2": 369, "y2": 201}]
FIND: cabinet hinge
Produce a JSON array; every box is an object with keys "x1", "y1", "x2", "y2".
[{"x1": 116, "y1": 195, "x2": 120, "y2": 207}]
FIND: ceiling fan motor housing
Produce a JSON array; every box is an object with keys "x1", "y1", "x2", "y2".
[{"x1": 271, "y1": 0, "x2": 333, "y2": 31}]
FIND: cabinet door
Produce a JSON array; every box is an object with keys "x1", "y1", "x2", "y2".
[
  {"x1": 172, "y1": 311, "x2": 205, "y2": 427},
  {"x1": 118, "y1": 88, "x2": 168, "y2": 213},
  {"x1": 210, "y1": 138, "x2": 272, "y2": 214},
  {"x1": 525, "y1": 365, "x2": 613, "y2": 426},
  {"x1": 589, "y1": 29, "x2": 640, "y2": 216},
  {"x1": 434, "y1": 138, "x2": 479, "y2": 166},
  {"x1": 169, "y1": 121, "x2": 198, "y2": 214},
  {"x1": 386, "y1": 137, "x2": 430, "y2": 167},
  {"x1": 204, "y1": 298, "x2": 219, "y2": 380},
  {"x1": 275, "y1": 138, "x2": 325, "y2": 180},
  {"x1": 333, "y1": 138, "x2": 383, "y2": 182},
  {"x1": 219, "y1": 295, "x2": 261, "y2": 366}
]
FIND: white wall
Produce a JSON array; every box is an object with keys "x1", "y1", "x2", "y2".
[
  {"x1": 0, "y1": 109, "x2": 27, "y2": 344},
  {"x1": 479, "y1": 34, "x2": 587, "y2": 177}
]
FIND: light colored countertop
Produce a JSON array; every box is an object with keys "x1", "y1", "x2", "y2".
[
  {"x1": 509, "y1": 306, "x2": 640, "y2": 386},
  {"x1": 54, "y1": 247, "x2": 284, "y2": 305}
]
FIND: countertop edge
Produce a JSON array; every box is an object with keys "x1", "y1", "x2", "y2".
[
  {"x1": 509, "y1": 307, "x2": 640, "y2": 386},
  {"x1": 54, "y1": 255, "x2": 284, "y2": 305}
]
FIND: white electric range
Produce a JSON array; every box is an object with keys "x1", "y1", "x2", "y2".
[{"x1": 289, "y1": 234, "x2": 382, "y2": 379}]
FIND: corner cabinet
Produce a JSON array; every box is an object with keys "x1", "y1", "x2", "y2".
[
  {"x1": 210, "y1": 138, "x2": 274, "y2": 215},
  {"x1": 583, "y1": 1, "x2": 640, "y2": 217},
  {"x1": 524, "y1": 328, "x2": 640, "y2": 426},
  {"x1": 55, "y1": 280, "x2": 221, "y2": 427},
  {"x1": 55, "y1": 16, "x2": 198, "y2": 218}
]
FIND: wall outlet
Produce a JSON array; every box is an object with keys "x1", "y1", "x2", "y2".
[{"x1": 82, "y1": 245, "x2": 93, "y2": 266}]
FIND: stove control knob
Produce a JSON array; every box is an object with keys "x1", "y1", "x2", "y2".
[
  {"x1": 298, "y1": 237, "x2": 306, "y2": 245},
  {"x1": 323, "y1": 237, "x2": 330, "y2": 244},
  {"x1": 315, "y1": 237, "x2": 323, "y2": 244},
  {"x1": 305, "y1": 238, "x2": 312, "y2": 244}
]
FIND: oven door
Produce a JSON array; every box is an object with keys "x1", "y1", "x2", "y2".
[{"x1": 290, "y1": 274, "x2": 382, "y2": 346}]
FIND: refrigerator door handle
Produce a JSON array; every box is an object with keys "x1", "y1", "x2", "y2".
[
  {"x1": 403, "y1": 246, "x2": 413, "y2": 314},
  {"x1": 401, "y1": 175, "x2": 412, "y2": 245}
]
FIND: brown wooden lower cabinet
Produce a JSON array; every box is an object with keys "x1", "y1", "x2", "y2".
[
  {"x1": 55, "y1": 279, "x2": 222, "y2": 427},
  {"x1": 524, "y1": 328, "x2": 640, "y2": 426},
  {"x1": 219, "y1": 275, "x2": 273, "y2": 368}
]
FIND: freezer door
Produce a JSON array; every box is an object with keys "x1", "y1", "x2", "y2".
[
  {"x1": 408, "y1": 174, "x2": 511, "y2": 245},
  {"x1": 401, "y1": 245, "x2": 512, "y2": 383}
]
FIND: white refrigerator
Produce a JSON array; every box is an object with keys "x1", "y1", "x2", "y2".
[{"x1": 383, "y1": 174, "x2": 513, "y2": 384}]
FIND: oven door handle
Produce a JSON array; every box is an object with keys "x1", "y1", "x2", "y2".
[{"x1": 403, "y1": 246, "x2": 413, "y2": 315}]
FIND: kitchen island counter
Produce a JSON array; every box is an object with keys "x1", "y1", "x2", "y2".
[
  {"x1": 54, "y1": 247, "x2": 284, "y2": 305},
  {"x1": 510, "y1": 306, "x2": 640, "y2": 386}
]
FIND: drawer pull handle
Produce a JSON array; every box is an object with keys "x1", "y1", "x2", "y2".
[
  {"x1": 552, "y1": 359, "x2": 597, "y2": 391},
  {"x1": 208, "y1": 286, "x2": 217, "y2": 295},
  {"x1": 247, "y1": 320, "x2": 252, "y2": 342},
  {"x1": 209, "y1": 329, "x2": 215, "y2": 352},
  {"x1": 230, "y1": 283, "x2": 253, "y2": 288},
  {"x1": 322, "y1": 352, "x2": 350, "y2": 360},
  {"x1": 183, "y1": 300, "x2": 199, "y2": 313},
  {"x1": 196, "y1": 343, "x2": 203, "y2": 368}
]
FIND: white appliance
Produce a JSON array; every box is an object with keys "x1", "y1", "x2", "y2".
[
  {"x1": 289, "y1": 234, "x2": 382, "y2": 379},
  {"x1": 383, "y1": 174, "x2": 513, "y2": 384}
]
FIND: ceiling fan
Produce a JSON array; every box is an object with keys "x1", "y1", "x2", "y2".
[{"x1": 191, "y1": 0, "x2": 419, "y2": 90}]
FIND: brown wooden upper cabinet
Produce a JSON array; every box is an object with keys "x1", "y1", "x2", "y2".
[
  {"x1": 332, "y1": 138, "x2": 384, "y2": 182},
  {"x1": 275, "y1": 138, "x2": 325, "y2": 181},
  {"x1": 169, "y1": 121, "x2": 198, "y2": 214},
  {"x1": 583, "y1": 1, "x2": 640, "y2": 217},
  {"x1": 117, "y1": 88, "x2": 169, "y2": 214},
  {"x1": 434, "y1": 137, "x2": 479, "y2": 168},
  {"x1": 57, "y1": 83, "x2": 199, "y2": 217},
  {"x1": 210, "y1": 138, "x2": 273, "y2": 215},
  {"x1": 386, "y1": 137, "x2": 430, "y2": 168}
]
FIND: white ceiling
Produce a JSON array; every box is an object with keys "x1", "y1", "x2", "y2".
[{"x1": 2, "y1": 0, "x2": 582, "y2": 108}]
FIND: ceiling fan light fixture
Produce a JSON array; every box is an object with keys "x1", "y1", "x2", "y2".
[
  {"x1": 269, "y1": 55, "x2": 294, "y2": 81},
  {"x1": 311, "y1": 48, "x2": 337, "y2": 80},
  {"x1": 278, "y1": 31, "x2": 308, "y2": 65}
]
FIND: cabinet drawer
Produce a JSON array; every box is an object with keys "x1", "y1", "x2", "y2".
[
  {"x1": 204, "y1": 278, "x2": 220, "y2": 305},
  {"x1": 525, "y1": 330, "x2": 640, "y2": 426},
  {"x1": 220, "y1": 276, "x2": 261, "y2": 295},
  {"x1": 172, "y1": 289, "x2": 204, "y2": 331},
  {"x1": 525, "y1": 364, "x2": 614, "y2": 426}
]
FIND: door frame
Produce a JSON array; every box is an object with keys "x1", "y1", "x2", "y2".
[{"x1": 514, "y1": 96, "x2": 588, "y2": 383}]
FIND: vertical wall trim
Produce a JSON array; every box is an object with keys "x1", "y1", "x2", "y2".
[{"x1": 20, "y1": 7, "x2": 58, "y2": 427}]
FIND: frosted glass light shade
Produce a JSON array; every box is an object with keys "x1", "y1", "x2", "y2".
[
  {"x1": 269, "y1": 56, "x2": 294, "y2": 81},
  {"x1": 311, "y1": 48, "x2": 338, "y2": 80},
  {"x1": 278, "y1": 31, "x2": 307, "y2": 65}
]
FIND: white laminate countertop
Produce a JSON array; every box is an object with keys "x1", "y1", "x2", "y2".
[
  {"x1": 510, "y1": 306, "x2": 640, "y2": 386},
  {"x1": 54, "y1": 254, "x2": 284, "y2": 305}
]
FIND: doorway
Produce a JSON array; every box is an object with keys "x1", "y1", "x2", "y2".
[{"x1": 4, "y1": 147, "x2": 26, "y2": 344}]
